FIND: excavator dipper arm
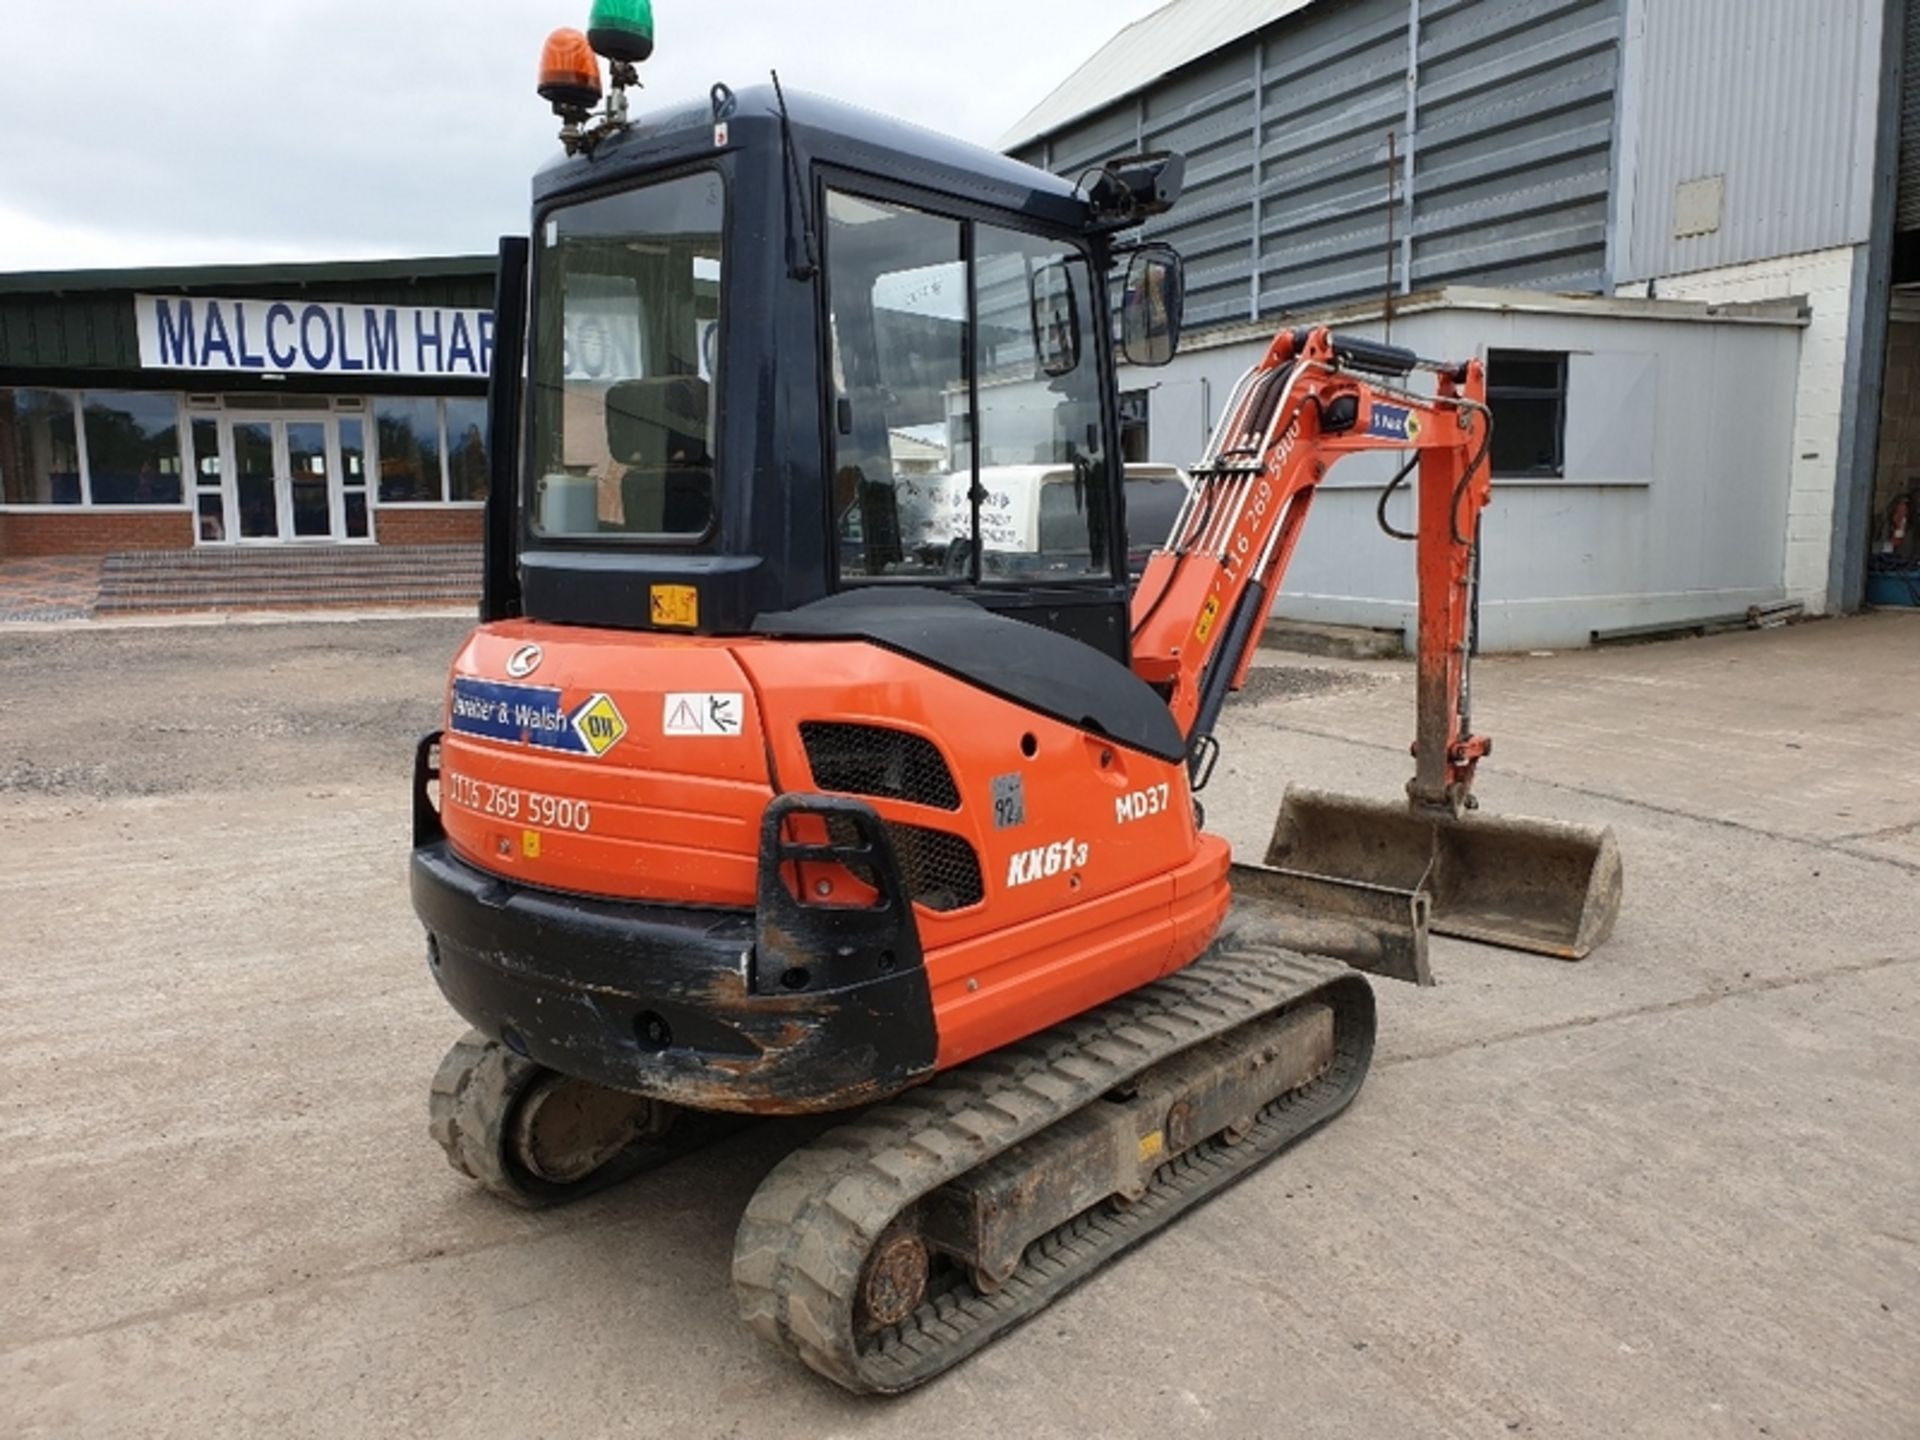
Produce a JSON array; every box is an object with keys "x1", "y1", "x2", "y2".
[{"x1": 1129, "y1": 326, "x2": 1492, "y2": 813}]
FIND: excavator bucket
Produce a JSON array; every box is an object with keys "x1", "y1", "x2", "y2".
[{"x1": 1251, "y1": 786, "x2": 1623, "y2": 966}]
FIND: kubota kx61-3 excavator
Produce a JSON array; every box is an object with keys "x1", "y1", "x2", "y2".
[{"x1": 411, "y1": 4, "x2": 1622, "y2": 1393}]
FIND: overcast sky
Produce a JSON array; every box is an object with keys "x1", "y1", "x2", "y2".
[{"x1": 0, "y1": 0, "x2": 1166, "y2": 272}]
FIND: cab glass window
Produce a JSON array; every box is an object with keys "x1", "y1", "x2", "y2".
[
  {"x1": 530, "y1": 170, "x2": 723, "y2": 538},
  {"x1": 822, "y1": 188, "x2": 1109, "y2": 583},
  {"x1": 824, "y1": 192, "x2": 968, "y2": 577},
  {"x1": 973, "y1": 226, "x2": 1107, "y2": 579}
]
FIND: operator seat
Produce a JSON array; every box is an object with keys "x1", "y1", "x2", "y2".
[{"x1": 604, "y1": 376, "x2": 713, "y2": 534}]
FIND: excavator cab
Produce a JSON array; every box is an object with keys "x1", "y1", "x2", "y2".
[{"x1": 483, "y1": 81, "x2": 1184, "y2": 667}]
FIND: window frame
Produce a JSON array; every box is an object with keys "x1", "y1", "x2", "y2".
[
  {"x1": 1485, "y1": 348, "x2": 1570, "y2": 480},
  {"x1": 519, "y1": 162, "x2": 731, "y2": 547},
  {"x1": 0, "y1": 388, "x2": 489, "y2": 515},
  {"x1": 370, "y1": 395, "x2": 458, "y2": 508},
  {"x1": 0, "y1": 388, "x2": 195, "y2": 512},
  {"x1": 814, "y1": 167, "x2": 1120, "y2": 591}
]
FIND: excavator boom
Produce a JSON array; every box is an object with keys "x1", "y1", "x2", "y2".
[{"x1": 1131, "y1": 326, "x2": 1621, "y2": 972}]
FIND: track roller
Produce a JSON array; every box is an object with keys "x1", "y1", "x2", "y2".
[{"x1": 429, "y1": 1029, "x2": 694, "y2": 1207}]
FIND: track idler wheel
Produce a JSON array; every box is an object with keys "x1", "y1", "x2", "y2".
[{"x1": 428, "y1": 1029, "x2": 676, "y2": 1208}]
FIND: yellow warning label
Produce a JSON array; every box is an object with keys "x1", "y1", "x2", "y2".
[
  {"x1": 1195, "y1": 594, "x2": 1222, "y2": 644},
  {"x1": 521, "y1": 829, "x2": 542, "y2": 859},
  {"x1": 650, "y1": 584, "x2": 699, "y2": 628},
  {"x1": 1137, "y1": 1130, "x2": 1165, "y2": 1164},
  {"x1": 571, "y1": 693, "x2": 628, "y2": 757},
  {"x1": 1405, "y1": 412, "x2": 1423, "y2": 443}
]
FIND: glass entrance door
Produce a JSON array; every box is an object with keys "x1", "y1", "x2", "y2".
[
  {"x1": 286, "y1": 421, "x2": 332, "y2": 537},
  {"x1": 210, "y1": 413, "x2": 367, "y2": 544},
  {"x1": 231, "y1": 418, "x2": 281, "y2": 539}
]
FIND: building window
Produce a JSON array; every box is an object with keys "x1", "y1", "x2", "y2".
[
  {"x1": 1119, "y1": 389, "x2": 1150, "y2": 462},
  {"x1": 82, "y1": 392, "x2": 185, "y2": 504},
  {"x1": 375, "y1": 395, "x2": 487, "y2": 503},
  {"x1": 375, "y1": 397, "x2": 443, "y2": 502},
  {"x1": 0, "y1": 388, "x2": 83, "y2": 504},
  {"x1": 1487, "y1": 350, "x2": 1567, "y2": 478},
  {"x1": 444, "y1": 398, "x2": 488, "y2": 502}
]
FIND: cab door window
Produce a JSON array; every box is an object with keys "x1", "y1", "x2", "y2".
[
  {"x1": 823, "y1": 191, "x2": 967, "y2": 578},
  {"x1": 822, "y1": 189, "x2": 1110, "y2": 583},
  {"x1": 973, "y1": 225, "x2": 1108, "y2": 579}
]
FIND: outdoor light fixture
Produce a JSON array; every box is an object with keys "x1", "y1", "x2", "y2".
[
  {"x1": 586, "y1": 0, "x2": 654, "y2": 64},
  {"x1": 537, "y1": 27, "x2": 603, "y2": 119},
  {"x1": 538, "y1": 3, "x2": 655, "y2": 155}
]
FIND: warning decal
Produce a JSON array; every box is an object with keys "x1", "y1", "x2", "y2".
[
  {"x1": 571, "y1": 693, "x2": 628, "y2": 756},
  {"x1": 663, "y1": 692, "x2": 744, "y2": 737}
]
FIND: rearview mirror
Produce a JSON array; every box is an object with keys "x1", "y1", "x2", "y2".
[
  {"x1": 1031, "y1": 259, "x2": 1080, "y2": 377},
  {"x1": 1121, "y1": 245, "x2": 1183, "y2": 367}
]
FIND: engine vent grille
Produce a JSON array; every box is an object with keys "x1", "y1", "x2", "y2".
[
  {"x1": 800, "y1": 722, "x2": 960, "y2": 811},
  {"x1": 825, "y1": 816, "x2": 985, "y2": 912}
]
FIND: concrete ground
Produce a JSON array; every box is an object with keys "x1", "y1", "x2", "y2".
[{"x1": 3, "y1": 613, "x2": 1916, "y2": 1439}]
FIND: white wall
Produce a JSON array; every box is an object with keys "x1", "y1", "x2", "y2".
[
  {"x1": 1130, "y1": 300, "x2": 1804, "y2": 650},
  {"x1": 1616, "y1": 245, "x2": 1857, "y2": 613}
]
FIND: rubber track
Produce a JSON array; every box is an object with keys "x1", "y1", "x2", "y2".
[
  {"x1": 429, "y1": 1028, "x2": 740, "y2": 1208},
  {"x1": 732, "y1": 938, "x2": 1376, "y2": 1392}
]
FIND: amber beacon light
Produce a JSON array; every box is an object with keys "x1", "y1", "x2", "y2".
[{"x1": 537, "y1": 27, "x2": 603, "y2": 118}]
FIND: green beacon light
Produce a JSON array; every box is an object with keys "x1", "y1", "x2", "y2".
[{"x1": 586, "y1": 0, "x2": 654, "y2": 64}]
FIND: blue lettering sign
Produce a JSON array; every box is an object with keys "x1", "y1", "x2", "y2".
[
  {"x1": 265, "y1": 302, "x2": 297, "y2": 368},
  {"x1": 200, "y1": 302, "x2": 236, "y2": 368},
  {"x1": 366, "y1": 308, "x2": 399, "y2": 372},
  {"x1": 447, "y1": 312, "x2": 476, "y2": 374},
  {"x1": 334, "y1": 306, "x2": 365, "y2": 372},
  {"x1": 139, "y1": 294, "x2": 493, "y2": 375},
  {"x1": 1368, "y1": 403, "x2": 1413, "y2": 442},
  {"x1": 447, "y1": 678, "x2": 587, "y2": 753},
  {"x1": 299, "y1": 304, "x2": 335, "y2": 369},
  {"x1": 415, "y1": 309, "x2": 443, "y2": 373},
  {"x1": 234, "y1": 305, "x2": 266, "y2": 369},
  {"x1": 154, "y1": 298, "x2": 196, "y2": 367}
]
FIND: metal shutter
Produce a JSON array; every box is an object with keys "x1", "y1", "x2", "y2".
[{"x1": 1900, "y1": 0, "x2": 1920, "y2": 230}]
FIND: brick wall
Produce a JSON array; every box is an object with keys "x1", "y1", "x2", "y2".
[
  {"x1": 1618, "y1": 244, "x2": 1858, "y2": 613},
  {"x1": 376, "y1": 507, "x2": 485, "y2": 546},
  {"x1": 0, "y1": 509, "x2": 194, "y2": 558}
]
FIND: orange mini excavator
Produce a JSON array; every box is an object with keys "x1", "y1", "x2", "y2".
[{"x1": 412, "y1": 6, "x2": 1621, "y2": 1393}]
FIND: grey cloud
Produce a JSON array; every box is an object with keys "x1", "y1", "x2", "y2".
[{"x1": 0, "y1": 0, "x2": 1159, "y2": 267}]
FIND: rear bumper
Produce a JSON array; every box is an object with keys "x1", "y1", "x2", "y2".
[{"x1": 411, "y1": 734, "x2": 939, "y2": 1114}]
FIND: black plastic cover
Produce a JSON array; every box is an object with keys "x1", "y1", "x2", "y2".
[{"x1": 754, "y1": 587, "x2": 1185, "y2": 762}]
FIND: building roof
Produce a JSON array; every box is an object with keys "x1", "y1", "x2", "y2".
[
  {"x1": 999, "y1": 0, "x2": 1317, "y2": 151},
  {"x1": 0, "y1": 254, "x2": 496, "y2": 298},
  {"x1": 1167, "y1": 284, "x2": 1808, "y2": 359}
]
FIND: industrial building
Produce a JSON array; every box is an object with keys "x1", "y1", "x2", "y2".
[
  {"x1": 4, "y1": 2, "x2": 1916, "y2": 634},
  {"x1": 1006, "y1": 0, "x2": 1919, "y2": 643},
  {"x1": 0, "y1": 257, "x2": 494, "y2": 607}
]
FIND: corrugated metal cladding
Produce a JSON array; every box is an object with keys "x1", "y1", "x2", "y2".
[
  {"x1": 1012, "y1": 0, "x2": 1623, "y2": 331},
  {"x1": 1897, "y1": 0, "x2": 1920, "y2": 231},
  {"x1": 1623, "y1": 0, "x2": 1884, "y2": 280},
  {"x1": 0, "y1": 273, "x2": 495, "y2": 373}
]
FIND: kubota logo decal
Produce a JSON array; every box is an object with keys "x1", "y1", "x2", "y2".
[{"x1": 1006, "y1": 837, "x2": 1090, "y2": 888}]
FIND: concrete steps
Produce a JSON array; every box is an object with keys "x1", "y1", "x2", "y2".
[{"x1": 96, "y1": 544, "x2": 480, "y2": 615}]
